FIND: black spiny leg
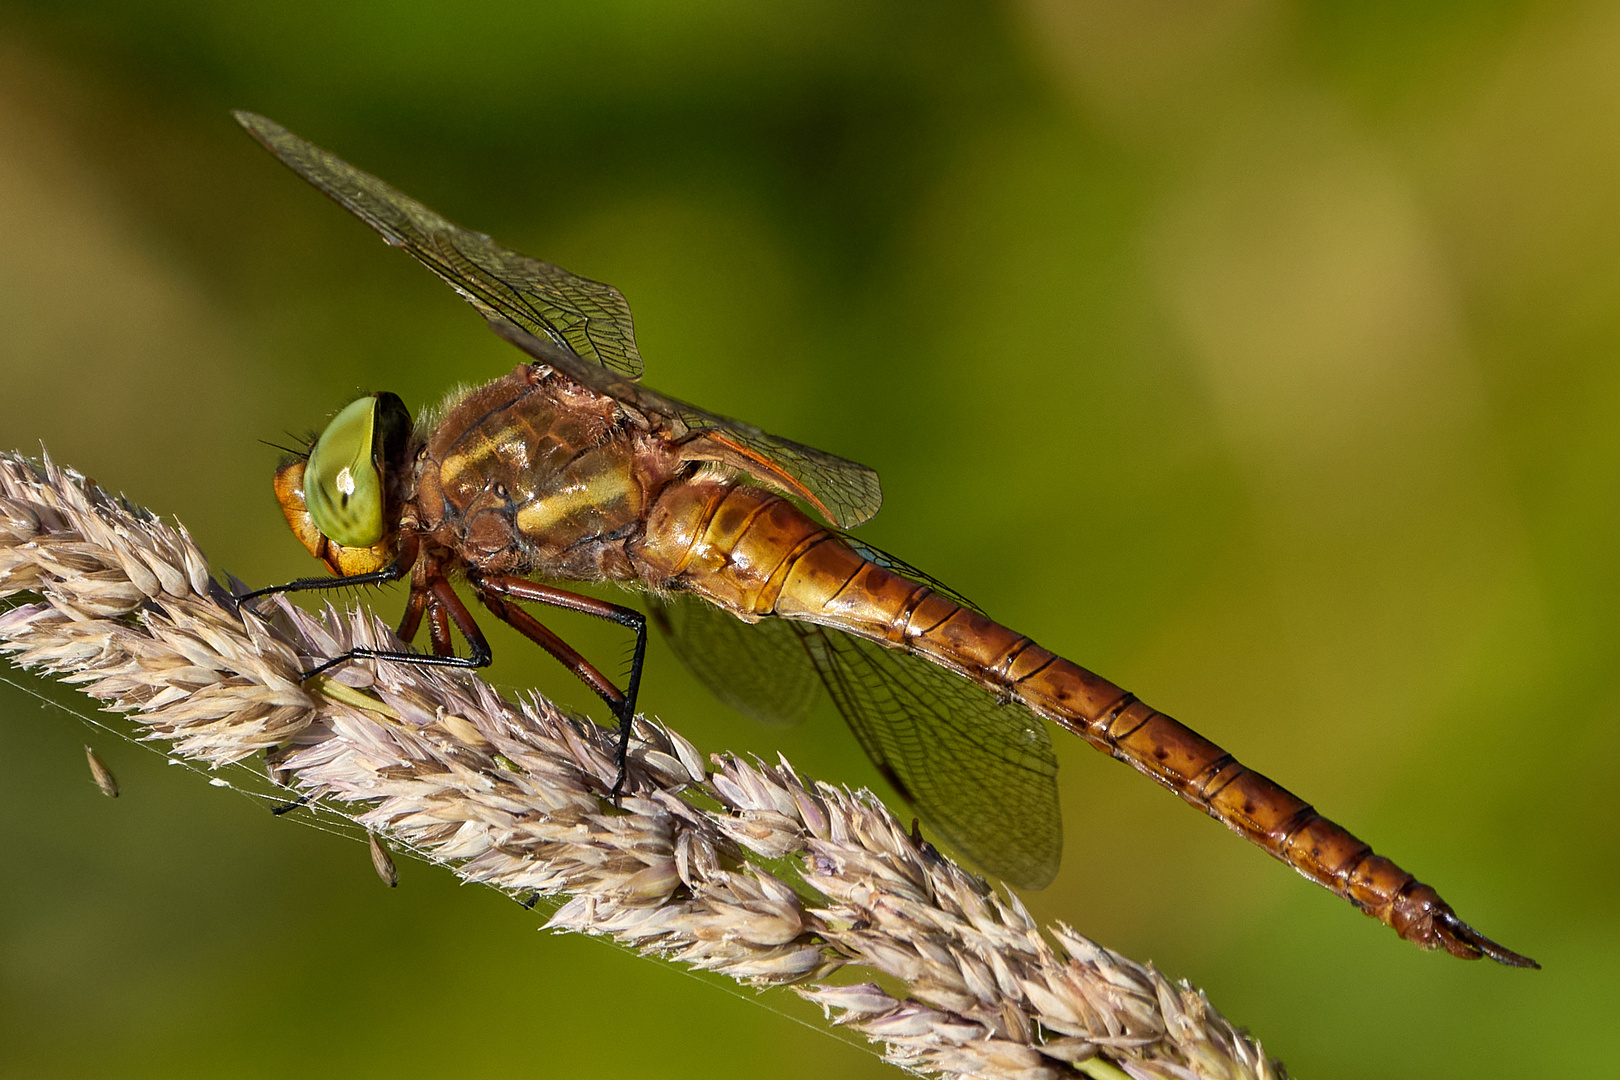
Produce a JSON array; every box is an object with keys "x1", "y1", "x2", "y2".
[
  {"x1": 252, "y1": 571, "x2": 495, "y2": 680},
  {"x1": 471, "y1": 575, "x2": 648, "y2": 799},
  {"x1": 242, "y1": 562, "x2": 651, "y2": 798},
  {"x1": 292, "y1": 576, "x2": 495, "y2": 676},
  {"x1": 238, "y1": 563, "x2": 405, "y2": 605}
]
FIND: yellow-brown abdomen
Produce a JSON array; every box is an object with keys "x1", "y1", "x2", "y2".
[{"x1": 632, "y1": 475, "x2": 1511, "y2": 959}]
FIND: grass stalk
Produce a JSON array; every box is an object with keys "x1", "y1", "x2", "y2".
[{"x1": 0, "y1": 450, "x2": 1287, "y2": 1080}]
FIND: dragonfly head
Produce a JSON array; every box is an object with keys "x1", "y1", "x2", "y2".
[{"x1": 275, "y1": 392, "x2": 413, "y2": 576}]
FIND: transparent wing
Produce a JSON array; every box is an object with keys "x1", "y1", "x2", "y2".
[
  {"x1": 838, "y1": 535, "x2": 983, "y2": 613},
  {"x1": 651, "y1": 591, "x2": 1060, "y2": 888},
  {"x1": 235, "y1": 111, "x2": 644, "y2": 379},
  {"x1": 490, "y1": 319, "x2": 883, "y2": 528},
  {"x1": 795, "y1": 624, "x2": 1061, "y2": 890},
  {"x1": 649, "y1": 594, "x2": 821, "y2": 725}
]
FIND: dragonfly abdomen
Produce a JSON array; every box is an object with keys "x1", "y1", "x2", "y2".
[
  {"x1": 633, "y1": 477, "x2": 1531, "y2": 964},
  {"x1": 906, "y1": 610, "x2": 1528, "y2": 962}
]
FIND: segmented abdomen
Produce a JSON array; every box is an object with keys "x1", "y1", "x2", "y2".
[{"x1": 631, "y1": 478, "x2": 1524, "y2": 961}]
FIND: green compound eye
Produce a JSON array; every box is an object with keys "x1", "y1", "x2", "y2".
[{"x1": 304, "y1": 396, "x2": 387, "y2": 548}]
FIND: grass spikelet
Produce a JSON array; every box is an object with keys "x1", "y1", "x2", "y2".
[{"x1": 0, "y1": 450, "x2": 1288, "y2": 1080}]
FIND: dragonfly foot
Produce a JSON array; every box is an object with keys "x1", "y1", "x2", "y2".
[
  {"x1": 608, "y1": 708, "x2": 633, "y2": 804},
  {"x1": 298, "y1": 656, "x2": 349, "y2": 681},
  {"x1": 271, "y1": 792, "x2": 313, "y2": 816}
]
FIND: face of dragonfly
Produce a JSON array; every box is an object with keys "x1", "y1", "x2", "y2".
[{"x1": 275, "y1": 392, "x2": 413, "y2": 577}]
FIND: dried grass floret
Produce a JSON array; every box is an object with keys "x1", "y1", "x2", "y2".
[{"x1": 0, "y1": 450, "x2": 1287, "y2": 1080}]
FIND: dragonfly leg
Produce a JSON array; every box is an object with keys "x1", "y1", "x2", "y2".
[
  {"x1": 472, "y1": 575, "x2": 648, "y2": 799},
  {"x1": 396, "y1": 583, "x2": 428, "y2": 644},
  {"x1": 236, "y1": 562, "x2": 405, "y2": 605},
  {"x1": 270, "y1": 792, "x2": 314, "y2": 816},
  {"x1": 394, "y1": 577, "x2": 459, "y2": 658},
  {"x1": 425, "y1": 594, "x2": 457, "y2": 657},
  {"x1": 237, "y1": 560, "x2": 497, "y2": 677},
  {"x1": 300, "y1": 576, "x2": 493, "y2": 679},
  {"x1": 471, "y1": 591, "x2": 627, "y2": 707}
]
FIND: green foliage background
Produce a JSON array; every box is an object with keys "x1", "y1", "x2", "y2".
[{"x1": 1, "y1": 2, "x2": 1615, "y2": 1077}]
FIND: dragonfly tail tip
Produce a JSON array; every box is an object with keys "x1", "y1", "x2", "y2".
[{"x1": 1435, "y1": 909, "x2": 1539, "y2": 969}]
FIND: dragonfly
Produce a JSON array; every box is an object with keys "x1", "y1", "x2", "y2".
[{"x1": 234, "y1": 111, "x2": 1535, "y2": 967}]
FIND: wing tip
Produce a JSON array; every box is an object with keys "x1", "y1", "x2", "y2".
[
  {"x1": 956, "y1": 845, "x2": 1060, "y2": 892},
  {"x1": 836, "y1": 474, "x2": 883, "y2": 529}
]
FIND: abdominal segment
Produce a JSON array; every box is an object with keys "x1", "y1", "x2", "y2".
[{"x1": 631, "y1": 476, "x2": 1520, "y2": 960}]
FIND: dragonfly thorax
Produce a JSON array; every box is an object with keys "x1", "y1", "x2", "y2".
[{"x1": 408, "y1": 365, "x2": 672, "y2": 583}]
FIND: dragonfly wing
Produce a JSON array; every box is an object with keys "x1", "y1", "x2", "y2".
[
  {"x1": 650, "y1": 594, "x2": 821, "y2": 725},
  {"x1": 235, "y1": 111, "x2": 644, "y2": 379},
  {"x1": 676, "y1": 426, "x2": 884, "y2": 531},
  {"x1": 837, "y1": 535, "x2": 984, "y2": 613},
  {"x1": 490, "y1": 318, "x2": 883, "y2": 528},
  {"x1": 794, "y1": 624, "x2": 1062, "y2": 890}
]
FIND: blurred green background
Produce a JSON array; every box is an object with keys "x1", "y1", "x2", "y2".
[{"x1": 1, "y1": 1, "x2": 1615, "y2": 1077}]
